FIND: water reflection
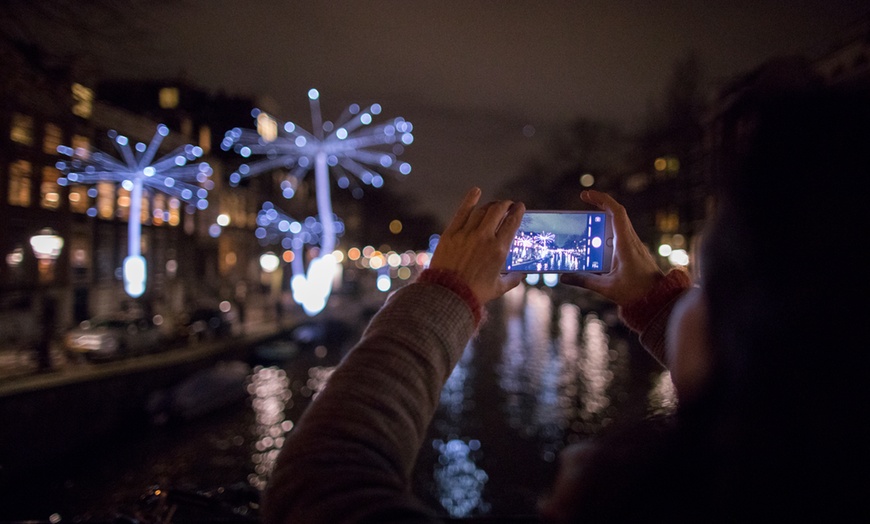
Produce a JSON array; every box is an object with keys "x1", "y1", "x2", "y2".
[
  {"x1": 247, "y1": 366, "x2": 293, "y2": 490},
  {"x1": 432, "y1": 437, "x2": 488, "y2": 517},
  {"x1": 247, "y1": 362, "x2": 337, "y2": 491},
  {"x1": 431, "y1": 342, "x2": 490, "y2": 517},
  {"x1": 648, "y1": 370, "x2": 677, "y2": 415},
  {"x1": 576, "y1": 311, "x2": 615, "y2": 420},
  {"x1": 423, "y1": 285, "x2": 674, "y2": 516},
  {"x1": 498, "y1": 287, "x2": 633, "y2": 458}
]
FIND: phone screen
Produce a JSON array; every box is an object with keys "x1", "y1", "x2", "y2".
[{"x1": 504, "y1": 211, "x2": 612, "y2": 273}]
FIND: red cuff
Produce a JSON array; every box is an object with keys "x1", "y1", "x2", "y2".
[
  {"x1": 417, "y1": 268, "x2": 483, "y2": 325},
  {"x1": 619, "y1": 269, "x2": 692, "y2": 333}
]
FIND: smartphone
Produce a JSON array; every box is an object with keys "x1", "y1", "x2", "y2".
[{"x1": 504, "y1": 211, "x2": 613, "y2": 273}]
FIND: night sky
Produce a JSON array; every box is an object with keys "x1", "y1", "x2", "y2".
[{"x1": 19, "y1": 1, "x2": 870, "y2": 224}]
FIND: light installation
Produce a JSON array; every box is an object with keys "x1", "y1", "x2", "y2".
[
  {"x1": 56, "y1": 124, "x2": 213, "y2": 297},
  {"x1": 221, "y1": 89, "x2": 413, "y2": 315},
  {"x1": 255, "y1": 201, "x2": 345, "y2": 316}
]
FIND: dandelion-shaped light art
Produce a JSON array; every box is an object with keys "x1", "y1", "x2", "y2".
[
  {"x1": 221, "y1": 88, "x2": 413, "y2": 314},
  {"x1": 56, "y1": 124, "x2": 213, "y2": 297},
  {"x1": 255, "y1": 201, "x2": 345, "y2": 315}
]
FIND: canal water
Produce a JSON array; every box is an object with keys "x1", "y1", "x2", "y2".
[{"x1": 6, "y1": 284, "x2": 676, "y2": 521}]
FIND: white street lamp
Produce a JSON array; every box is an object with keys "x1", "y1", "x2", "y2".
[
  {"x1": 259, "y1": 252, "x2": 280, "y2": 273},
  {"x1": 29, "y1": 227, "x2": 64, "y2": 371},
  {"x1": 30, "y1": 228, "x2": 64, "y2": 260}
]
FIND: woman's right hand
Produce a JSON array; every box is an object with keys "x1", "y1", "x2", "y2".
[{"x1": 560, "y1": 190, "x2": 665, "y2": 307}]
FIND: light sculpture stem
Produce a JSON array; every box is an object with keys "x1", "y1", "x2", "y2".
[
  {"x1": 315, "y1": 151, "x2": 336, "y2": 254},
  {"x1": 123, "y1": 175, "x2": 147, "y2": 298},
  {"x1": 129, "y1": 176, "x2": 143, "y2": 258}
]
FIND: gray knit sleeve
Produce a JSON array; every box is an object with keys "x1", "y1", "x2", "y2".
[{"x1": 262, "y1": 281, "x2": 477, "y2": 524}]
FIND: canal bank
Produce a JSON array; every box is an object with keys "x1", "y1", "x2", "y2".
[{"x1": 0, "y1": 317, "x2": 294, "y2": 484}]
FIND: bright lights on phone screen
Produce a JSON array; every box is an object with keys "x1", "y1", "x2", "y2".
[{"x1": 505, "y1": 211, "x2": 608, "y2": 272}]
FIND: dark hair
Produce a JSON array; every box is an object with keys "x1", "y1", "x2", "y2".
[
  {"x1": 557, "y1": 66, "x2": 870, "y2": 522},
  {"x1": 698, "y1": 69, "x2": 870, "y2": 519}
]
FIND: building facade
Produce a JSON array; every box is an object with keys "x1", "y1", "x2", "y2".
[{"x1": 0, "y1": 39, "x2": 276, "y2": 342}]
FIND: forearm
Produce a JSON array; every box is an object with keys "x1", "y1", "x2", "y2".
[{"x1": 262, "y1": 281, "x2": 478, "y2": 524}]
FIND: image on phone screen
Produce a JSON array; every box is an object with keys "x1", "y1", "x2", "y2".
[{"x1": 504, "y1": 211, "x2": 611, "y2": 273}]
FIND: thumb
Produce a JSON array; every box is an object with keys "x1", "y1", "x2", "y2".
[
  {"x1": 560, "y1": 272, "x2": 605, "y2": 294},
  {"x1": 499, "y1": 272, "x2": 525, "y2": 294}
]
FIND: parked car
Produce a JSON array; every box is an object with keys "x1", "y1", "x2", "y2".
[
  {"x1": 63, "y1": 315, "x2": 164, "y2": 362},
  {"x1": 177, "y1": 304, "x2": 235, "y2": 343}
]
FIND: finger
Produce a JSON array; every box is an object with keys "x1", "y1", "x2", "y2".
[
  {"x1": 480, "y1": 200, "x2": 516, "y2": 234},
  {"x1": 444, "y1": 187, "x2": 482, "y2": 234},
  {"x1": 580, "y1": 189, "x2": 602, "y2": 208},
  {"x1": 496, "y1": 201, "x2": 525, "y2": 243},
  {"x1": 583, "y1": 190, "x2": 633, "y2": 240},
  {"x1": 560, "y1": 272, "x2": 608, "y2": 295},
  {"x1": 465, "y1": 200, "x2": 498, "y2": 230}
]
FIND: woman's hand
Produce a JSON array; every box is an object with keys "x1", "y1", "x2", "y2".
[
  {"x1": 561, "y1": 190, "x2": 664, "y2": 307},
  {"x1": 429, "y1": 187, "x2": 526, "y2": 304}
]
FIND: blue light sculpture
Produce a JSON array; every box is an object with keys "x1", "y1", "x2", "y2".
[
  {"x1": 255, "y1": 201, "x2": 345, "y2": 315},
  {"x1": 56, "y1": 125, "x2": 213, "y2": 297},
  {"x1": 221, "y1": 89, "x2": 413, "y2": 314}
]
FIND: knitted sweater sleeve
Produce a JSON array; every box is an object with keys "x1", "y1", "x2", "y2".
[
  {"x1": 618, "y1": 269, "x2": 692, "y2": 367},
  {"x1": 262, "y1": 276, "x2": 479, "y2": 524}
]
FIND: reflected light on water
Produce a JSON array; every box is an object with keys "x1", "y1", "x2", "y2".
[
  {"x1": 247, "y1": 366, "x2": 293, "y2": 490},
  {"x1": 431, "y1": 343, "x2": 490, "y2": 517},
  {"x1": 498, "y1": 287, "x2": 633, "y2": 459},
  {"x1": 499, "y1": 288, "x2": 558, "y2": 438},
  {"x1": 432, "y1": 438, "x2": 489, "y2": 518},
  {"x1": 304, "y1": 365, "x2": 336, "y2": 398},
  {"x1": 246, "y1": 364, "x2": 336, "y2": 491},
  {"x1": 577, "y1": 312, "x2": 613, "y2": 418},
  {"x1": 648, "y1": 370, "x2": 677, "y2": 415}
]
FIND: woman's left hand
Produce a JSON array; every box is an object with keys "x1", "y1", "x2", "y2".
[{"x1": 428, "y1": 187, "x2": 526, "y2": 304}]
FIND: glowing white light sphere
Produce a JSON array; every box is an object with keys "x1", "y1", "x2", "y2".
[{"x1": 123, "y1": 255, "x2": 146, "y2": 298}]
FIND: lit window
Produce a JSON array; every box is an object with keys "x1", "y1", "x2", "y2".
[
  {"x1": 168, "y1": 197, "x2": 181, "y2": 226},
  {"x1": 10, "y1": 113, "x2": 34, "y2": 146},
  {"x1": 139, "y1": 192, "x2": 150, "y2": 224},
  {"x1": 8, "y1": 160, "x2": 32, "y2": 206},
  {"x1": 199, "y1": 125, "x2": 211, "y2": 154},
  {"x1": 116, "y1": 187, "x2": 131, "y2": 219},
  {"x1": 257, "y1": 112, "x2": 278, "y2": 142},
  {"x1": 159, "y1": 87, "x2": 179, "y2": 109},
  {"x1": 40, "y1": 166, "x2": 62, "y2": 210},
  {"x1": 43, "y1": 123, "x2": 63, "y2": 154},
  {"x1": 152, "y1": 193, "x2": 166, "y2": 226},
  {"x1": 181, "y1": 118, "x2": 192, "y2": 137},
  {"x1": 115, "y1": 187, "x2": 148, "y2": 223},
  {"x1": 656, "y1": 210, "x2": 680, "y2": 233},
  {"x1": 97, "y1": 182, "x2": 114, "y2": 219},
  {"x1": 71, "y1": 83, "x2": 94, "y2": 119},
  {"x1": 69, "y1": 184, "x2": 89, "y2": 213}
]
